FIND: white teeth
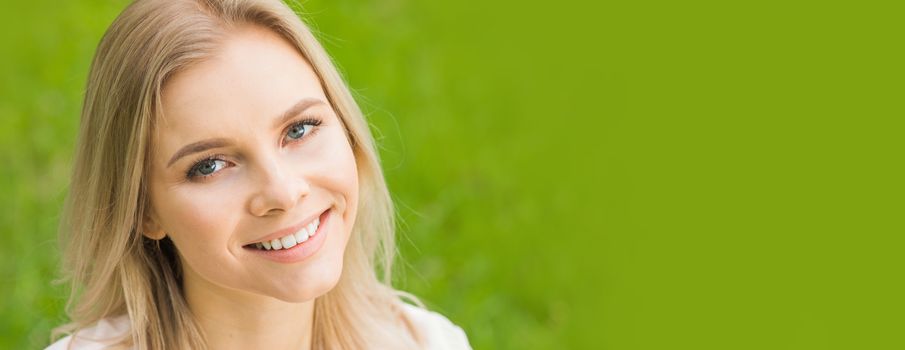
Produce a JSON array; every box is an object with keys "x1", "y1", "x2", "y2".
[
  {"x1": 310, "y1": 218, "x2": 320, "y2": 236},
  {"x1": 295, "y1": 229, "x2": 309, "y2": 244},
  {"x1": 281, "y1": 234, "x2": 297, "y2": 249},
  {"x1": 254, "y1": 214, "x2": 323, "y2": 251}
]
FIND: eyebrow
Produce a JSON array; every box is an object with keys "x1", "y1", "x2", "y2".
[{"x1": 166, "y1": 97, "x2": 326, "y2": 168}]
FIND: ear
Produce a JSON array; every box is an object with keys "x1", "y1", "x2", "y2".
[{"x1": 141, "y1": 210, "x2": 167, "y2": 240}]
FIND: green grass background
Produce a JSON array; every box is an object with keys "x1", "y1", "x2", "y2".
[{"x1": 1, "y1": 0, "x2": 903, "y2": 348}]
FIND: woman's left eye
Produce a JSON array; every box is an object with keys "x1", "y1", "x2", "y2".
[{"x1": 284, "y1": 118, "x2": 322, "y2": 143}]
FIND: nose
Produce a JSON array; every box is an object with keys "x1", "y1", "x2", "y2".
[{"x1": 247, "y1": 155, "x2": 310, "y2": 217}]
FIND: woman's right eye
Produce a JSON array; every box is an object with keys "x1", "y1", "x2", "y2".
[{"x1": 186, "y1": 157, "x2": 228, "y2": 180}]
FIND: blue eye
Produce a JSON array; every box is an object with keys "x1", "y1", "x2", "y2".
[
  {"x1": 284, "y1": 118, "x2": 322, "y2": 143},
  {"x1": 287, "y1": 124, "x2": 311, "y2": 140},
  {"x1": 186, "y1": 156, "x2": 228, "y2": 179},
  {"x1": 183, "y1": 118, "x2": 323, "y2": 183}
]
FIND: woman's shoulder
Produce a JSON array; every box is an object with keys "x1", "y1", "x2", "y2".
[
  {"x1": 45, "y1": 315, "x2": 131, "y2": 350},
  {"x1": 399, "y1": 302, "x2": 473, "y2": 350},
  {"x1": 45, "y1": 305, "x2": 471, "y2": 349}
]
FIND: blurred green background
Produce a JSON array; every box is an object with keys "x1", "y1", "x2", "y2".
[{"x1": 1, "y1": 0, "x2": 903, "y2": 348}]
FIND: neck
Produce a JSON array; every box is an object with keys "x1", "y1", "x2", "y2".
[{"x1": 183, "y1": 269, "x2": 314, "y2": 350}]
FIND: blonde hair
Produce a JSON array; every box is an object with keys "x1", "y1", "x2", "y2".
[{"x1": 54, "y1": 0, "x2": 425, "y2": 348}]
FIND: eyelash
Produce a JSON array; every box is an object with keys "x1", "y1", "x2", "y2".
[{"x1": 184, "y1": 117, "x2": 324, "y2": 181}]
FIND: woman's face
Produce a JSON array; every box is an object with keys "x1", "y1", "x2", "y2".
[{"x1": 144, "y1": 25, "x2": 358, "y2": 303}]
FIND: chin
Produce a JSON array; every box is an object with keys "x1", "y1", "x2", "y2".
[{"x1": 268, "y1": 260, "x2": 345, "y2": 303}]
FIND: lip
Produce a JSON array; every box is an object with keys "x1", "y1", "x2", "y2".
[
  {"x1": 243, "y1": 209, "x2": 332, "y2": 263},
  {"x1": 246, "y1": 208, "x2": 328, "y2": 246}
]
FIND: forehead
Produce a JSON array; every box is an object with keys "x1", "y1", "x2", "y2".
[{"x1": 156, "y1": 25, "x2": 326, "y2": 148}]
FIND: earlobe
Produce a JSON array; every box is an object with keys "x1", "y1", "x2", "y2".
[
  {"x1": 141, "y1": 213, "x2": 167, "y2": 240},
  {"x1": 144, "y1": 229, "x2": 167, "y2": 240}
]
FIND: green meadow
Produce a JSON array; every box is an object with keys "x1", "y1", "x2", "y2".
[{"x1": 1, "y1": 0, "x2": 902, "y2": 349}]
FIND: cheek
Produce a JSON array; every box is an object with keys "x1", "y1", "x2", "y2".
[
  {"x1": 326, "y1": 130, "x2": 359, "y2": 215},
  {"x1": 301, "y1": 126, "x2": 359, "y2": 209},
  {"x1": 152, "y1": 187, "x2": 242, "y2": 259}
]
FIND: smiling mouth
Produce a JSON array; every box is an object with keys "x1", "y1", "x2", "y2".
[{"x1": 244, "y1": 211, "x2": 325, "y2": 251}]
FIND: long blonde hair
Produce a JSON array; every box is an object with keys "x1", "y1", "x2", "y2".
[{"x1": 54, "y1": 0, "x2": 424, "y2": 348}]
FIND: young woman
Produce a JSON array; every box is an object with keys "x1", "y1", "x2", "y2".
[{"x1": 46, "y1": 0, "x2": 471, "y2": 349}]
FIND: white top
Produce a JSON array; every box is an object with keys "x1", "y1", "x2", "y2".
[
  {"x1": 400, "y1": 303, "x2": 473, "y2": 350},
  {"x1": 46, "y1": 303, "x2": 472, "y2": 349}
]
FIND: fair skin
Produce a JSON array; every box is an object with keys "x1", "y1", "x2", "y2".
[{"x1": 142, "y1": 25, "x2": 359, "y2": 350}]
